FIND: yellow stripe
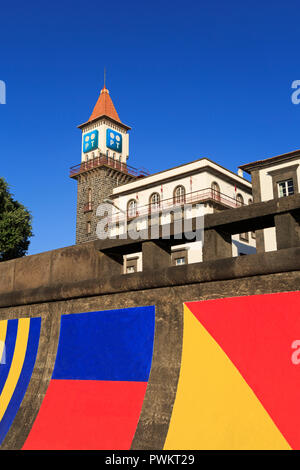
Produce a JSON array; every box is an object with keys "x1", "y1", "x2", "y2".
[
  {"x1": 0, "y1": 318, "x2": 30, "y2": 422},
  {"x1": 0, "y1": 320, "x2": 7, "y2": 364},
  {"x1": 164, "y1": 305, "x2": 290, "y2": 450}
]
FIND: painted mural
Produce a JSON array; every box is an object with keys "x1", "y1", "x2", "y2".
[
  {"x1": 0, "y1": 317, "x2": 41, "y2": 446},
  {"x1": 165, "y1": 292, "x2": 300, "y2": 450},
  {"x1": 0, "y1": 306, "x2": 155, "y2": 450},
  {"x1": 1, "y1": 293, "x2": 300, "y2": 450}
]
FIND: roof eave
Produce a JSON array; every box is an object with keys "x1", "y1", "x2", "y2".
[
  {"x1": 239, "y1": 149, "x2": 300, "y2": 174},
  {"x1": 77, "y1": 115, "x2": 131, "y2": 131}
]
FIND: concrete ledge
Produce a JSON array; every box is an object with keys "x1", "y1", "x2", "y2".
[
  {"x1": 0, "y1": 247, "x2": 300, "y2": 308},
  {"x1": 0, "y1": 242, "x2": 102, "y2": 297}
]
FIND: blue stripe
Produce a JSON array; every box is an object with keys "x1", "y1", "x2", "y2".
[
  {"x1": 52, "y1": 306, "x2": 155, "y2": 382},
  {"x1": 0, "y1": 320, "x2": 18, "y2": 396},
  {"x1": 0, "y1": 317, "x2": 41, "y2": 446}
]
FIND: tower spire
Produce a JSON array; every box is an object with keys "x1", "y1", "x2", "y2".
[{"x1": 103, "y1": 67, "x2": 106, "y2": 89}]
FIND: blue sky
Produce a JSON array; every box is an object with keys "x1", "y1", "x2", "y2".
[{"x1": 1, "y1": 0, "x2": 300, "y2": 255}]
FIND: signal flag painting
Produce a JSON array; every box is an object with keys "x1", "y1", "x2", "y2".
[
  {"x1": 22, "y1": 306, "x2": 155, "y2": 450},
  {"x1": 164, "y1": 292, "x2": 300, "y2": 450},
  {"x1": 0, "y1": 317, "x2": 41, "y2": 447},
  {"x1": 2, "y1": 293, "x2": 300, "y2": 450}
]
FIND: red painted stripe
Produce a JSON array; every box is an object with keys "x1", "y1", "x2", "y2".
[
  {"x1": 22, "y1": 380, "x2": 148, "y2": 450},
  {"x1": 186, "y1": 292, "x2": 300, "y2": 449}
]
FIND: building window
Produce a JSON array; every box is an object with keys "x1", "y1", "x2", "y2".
[
  {"x1": 248, "y1": 198, "x2": 253, "y2": 204},
  {"x1": 236, "y1": 193, "x2": 244, "y2": 207},
  {"x1": 268, "y1": 164, "x2": 299, "y2": 200},
  {"x1": 239, "y1": 231, "x2": 249, "y2": 242},
  {"x1": 174, "y1": 185, "x2": 186, "y2": 204},
  {"x1": 125, "y1": 257, "x2": 138, "y2": 274},
  {"x1": 86, "y1": 221, "x2": 91, "y2": 235},
  {"x1": 211, "y1": 181, "x2": 221, "y2": 201},
  {"x1": 127, "y1": 199, "x2": 137, "y2": 218},
  {"x1": 278, "y1": 179, "x2": 295, "y2": 198},
  {"x1": 127, "y1": 266, "x2": 135, "y2": 273},
  {"x1": 172, "y1": 249, "x2": 187, "y2": 266},
  {"x1": 150, "y1": 192, "x2": 160, "y2": 212}
]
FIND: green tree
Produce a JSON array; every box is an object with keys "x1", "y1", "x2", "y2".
[{"x1": 0, "y1": 177, "x2": 33, "y2": 261}]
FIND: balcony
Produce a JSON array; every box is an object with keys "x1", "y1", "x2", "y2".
[
  {"x1": 70, "y1": 153, "x2": 150, "y2": 179},
  {"x1": 109, "y1": 188, "x2": 244, "y2": 224}
]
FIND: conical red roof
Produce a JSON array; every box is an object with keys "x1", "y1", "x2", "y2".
[{"x1": 88, "y1": 85, "x2": 121, "y2": 123}]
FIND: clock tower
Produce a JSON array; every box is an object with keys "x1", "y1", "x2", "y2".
[{"x1": 70, "y1": 83, "x2": 140, "y2": 244}]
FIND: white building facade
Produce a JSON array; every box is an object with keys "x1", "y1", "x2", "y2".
[
  {"x1": 101, "y1": 158, "x2": 256, "y2": 273},
  {"x1": 239, "y1": 149, "x2": 300, "y2": 253}
]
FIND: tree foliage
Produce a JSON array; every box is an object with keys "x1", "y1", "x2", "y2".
[{"x1": 0, "y1": 177, "x2": 33, "y2": 261}]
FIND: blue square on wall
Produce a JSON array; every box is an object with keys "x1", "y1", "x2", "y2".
[
  {"x1": 106, "y1": 128, "x2": 122, "y2": 153},
  {"x1": 83, "y1": 130, "x2": 98, "y2": 153}
]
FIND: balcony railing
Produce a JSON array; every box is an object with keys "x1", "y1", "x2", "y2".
[
  {"x1": 70, "y1": 153, "x2": 150, "y2": 178},
  {"x1": 108, "y1": 188, "x2": 244, "y2": 224}
]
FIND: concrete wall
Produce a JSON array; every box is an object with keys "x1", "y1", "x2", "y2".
[{"x1": 0, "y1": 237, "x2": 300, "y2": 449}]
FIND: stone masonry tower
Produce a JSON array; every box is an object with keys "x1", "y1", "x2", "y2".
[{"x1": 70, "y1": 83, "x2": 146, "y2": 244}]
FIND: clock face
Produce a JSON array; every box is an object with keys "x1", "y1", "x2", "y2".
[
  {"x1": 83, "y1": 130, "x2": 98, "y2": 153},
  {"x1": 106, "y1": 128, "x2": 122, "y2": 153}
]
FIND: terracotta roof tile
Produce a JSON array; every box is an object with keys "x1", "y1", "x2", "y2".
[{"x1": 88, "y1": 86, "x2": 121, "y2": 123}]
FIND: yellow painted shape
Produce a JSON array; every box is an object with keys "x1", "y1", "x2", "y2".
[
  {"x1": 0, "y1": 320, "x2": 7, "y2": 364},
  {"x1": 0, "y1": 318, "x2": 30, "y2": 422},
  {"x1": 164, "y1": 305, "x2": 291, "y2": 450}
]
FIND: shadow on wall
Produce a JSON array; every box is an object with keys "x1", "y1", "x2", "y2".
[{"x1": 232, "y1": 240, "x2": 256, "y2": 256}]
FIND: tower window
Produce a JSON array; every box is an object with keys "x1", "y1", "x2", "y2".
[
  {"x1": 86, "y1": 221, "x2": 91, "y2": 235},
  {"x1": 174, "y1": 185, "x2": 186, "y2": 204}
]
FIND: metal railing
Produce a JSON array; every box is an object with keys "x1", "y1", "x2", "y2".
[
  {"x1": 108, "y1": 188, "x2": 244, "y2": 224},
  {"x1": 70, "y1": 153, "x2": 150, "y2": 178}
]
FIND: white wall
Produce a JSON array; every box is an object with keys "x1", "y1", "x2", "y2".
[
  {"x1": 111, "y1": 170, "x2": 252, "y2": 217},
  {"x1": 81, "y1": 118, "x2": 129, "y2": 164}
]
